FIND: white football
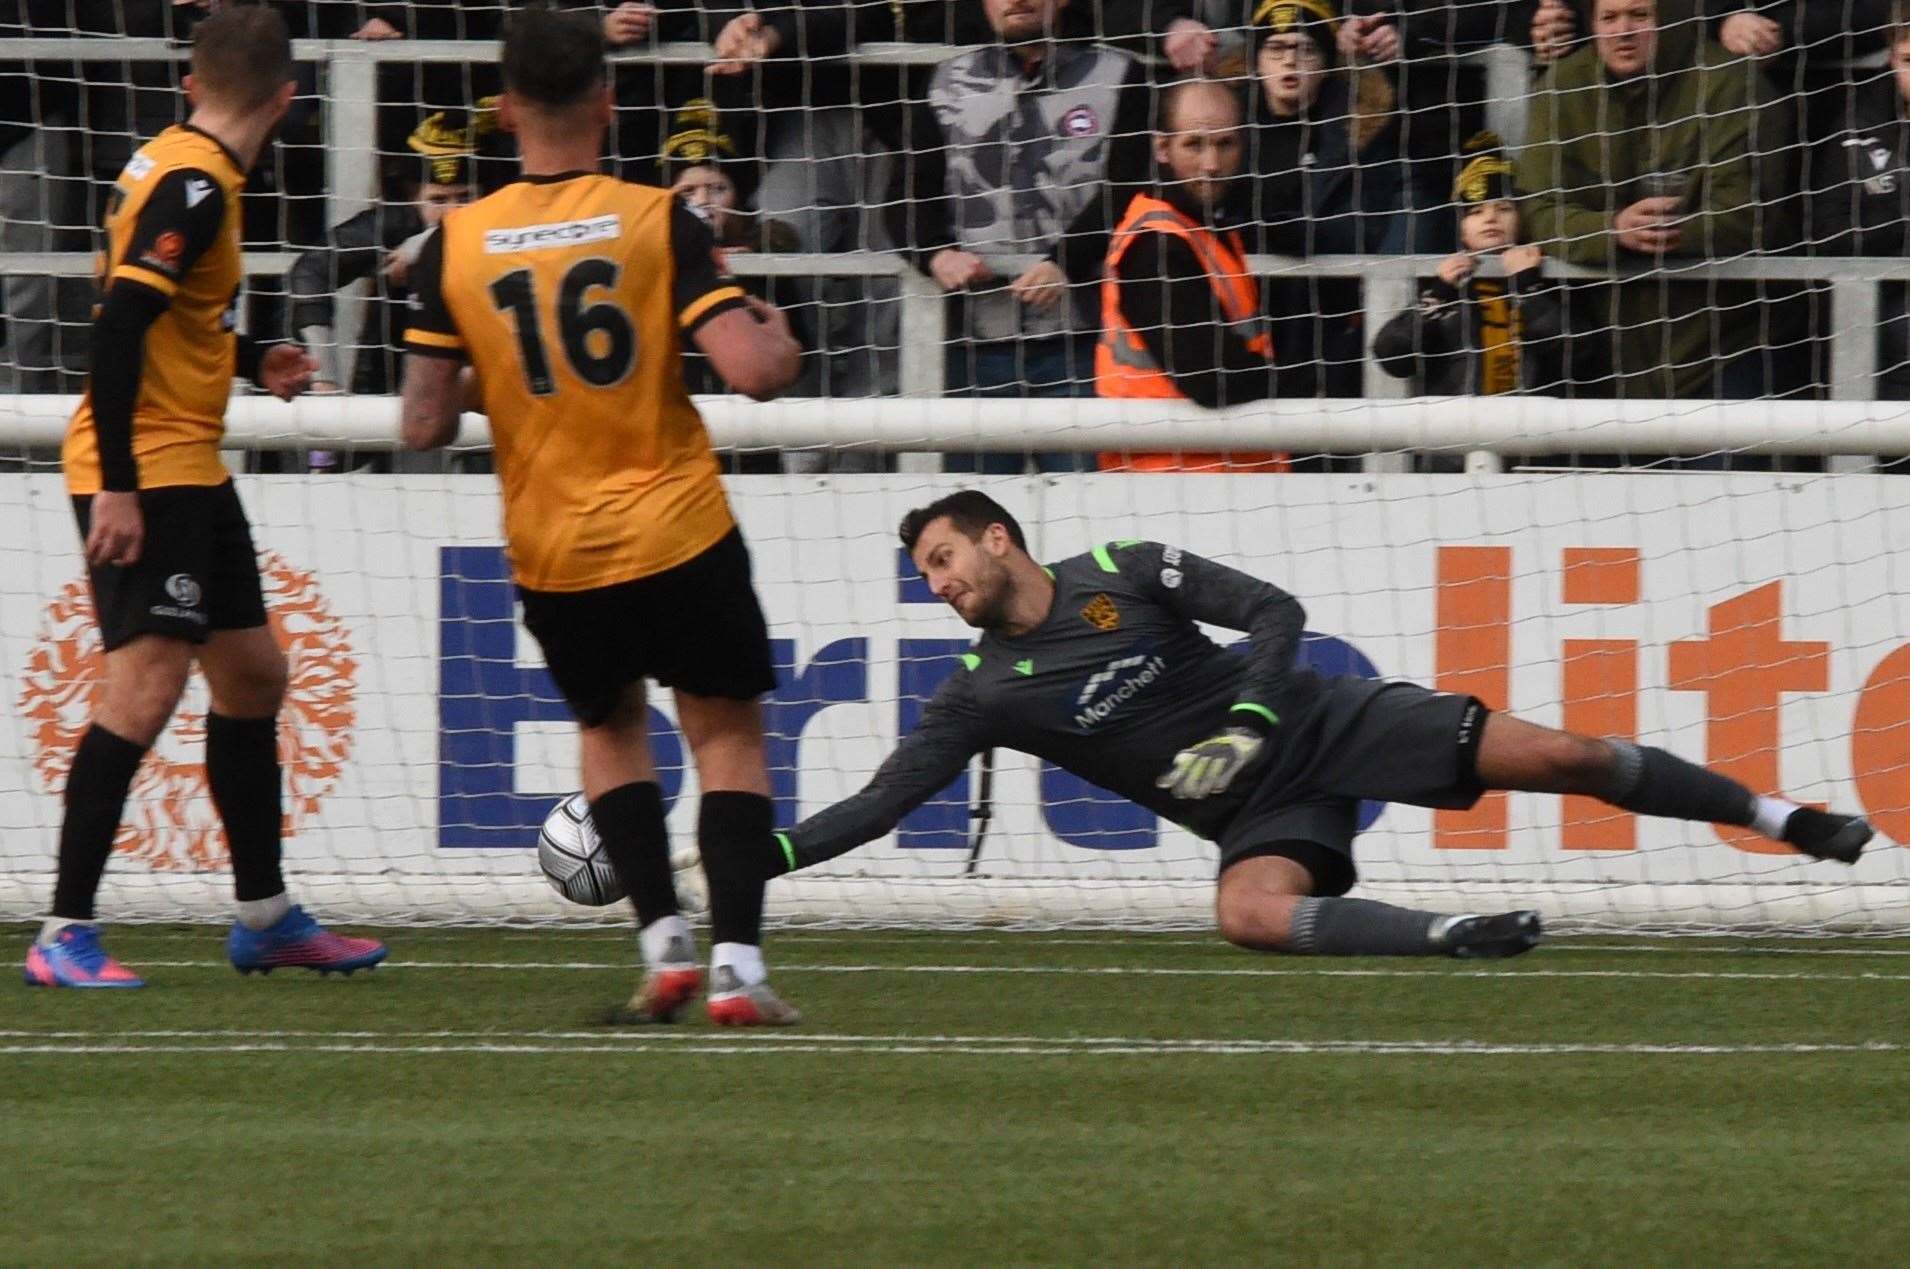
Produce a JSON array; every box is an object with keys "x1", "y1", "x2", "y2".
[
  {"x1": 538, "y1": 792, "x2": 624, "y2": 906},
  {"x1": 537, "y1": 792, "x2": 709, "y2": 915}
]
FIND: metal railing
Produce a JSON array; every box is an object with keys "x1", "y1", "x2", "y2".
[{"x1": 2, "y1": 36, "x2": 1906, "y2": 468}]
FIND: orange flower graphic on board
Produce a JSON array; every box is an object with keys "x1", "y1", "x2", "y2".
[{"x1": 17, "y1": 551, "x2": 357, "y2": 871}]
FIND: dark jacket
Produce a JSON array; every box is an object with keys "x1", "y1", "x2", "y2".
[
  {"x1": 1810, "y1": 78, "x2": 1910, "y2": 258},
  {"x1": 1373, "y1": 266, "x2": 1567, "y2": 395},
  {"x1": 1247, "y1": 75, "x2": 1452, "y2": 257},
  {"x1": 1810, "y1": 78, "x2": 1910, "y2": 399},
  {"x1": 286, "y1": 203, "x2": 426, "y2": 396},
  {"x1": 1521, "y1": 1, "x2": 1893, "y2": 63},
  {"x1": 1515, "y1": 0, "x2": 1795, "y2": 396}
]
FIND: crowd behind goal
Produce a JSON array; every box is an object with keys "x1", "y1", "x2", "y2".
[{"x1": 1, "y1": 0, "x2": 1907, "y2": 472}]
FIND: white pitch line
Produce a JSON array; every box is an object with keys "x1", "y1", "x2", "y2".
[
  {"x1": 121, "y1": 958, "x2": 1910, "y2": 982},
  {"x1": 0, "y1": 1033, "x2": 1900, "y2": 1058},
  {"x1": 29, "y1": 927, "x2": 1910, "y2": 955},
  {"x1": 1569, "y1": 943, "x2": 1910, "y2": 958}
]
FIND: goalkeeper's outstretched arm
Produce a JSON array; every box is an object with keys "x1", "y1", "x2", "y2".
[{"x1": 779, "y1": 669, "x2": 992, "y2": 870}]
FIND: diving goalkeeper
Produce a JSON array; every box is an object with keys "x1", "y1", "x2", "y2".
[{"x1": 755, "y1": 490, "x2": 1872, "y2": 957}]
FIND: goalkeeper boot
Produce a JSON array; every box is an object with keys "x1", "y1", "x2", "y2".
[
  {"x1": 1782, "y1": 809, "x2": 1872, "y2": 865},
  {"x1": 227, "y1": 905, "x2": 387, "y2": 976},
  {"x1": 626, "y1": 932, "x2": 703, "y2": 1023},
  {"x1": 23, "y1": 924, "x2": 144, "y2": 989},
  {"x1": 1437, "y1": 910, "x2": 1542, "y2": 960},
  {"x1": 706, "y1": 965, "x2": 802, "y2": 1027}
]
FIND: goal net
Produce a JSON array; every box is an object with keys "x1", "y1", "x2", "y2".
[{"x1": 0, "y1": 6, "x2": 1904, "y2": 932}]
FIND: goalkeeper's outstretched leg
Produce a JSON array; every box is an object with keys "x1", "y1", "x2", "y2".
[
  {"x1": 1473, "y1": 713, "x2": 1873, "y2": 865},
  {"x1": 1214, "y1": 854, "x2": 1541, "y2": 958},
  {"x1": 1207, "y1": 705, "x2": 1870, "y2": 959}
]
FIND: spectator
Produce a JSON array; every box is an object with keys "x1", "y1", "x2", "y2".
[
  {"x1": 1249, "y1": 0, "x2": 1450, "y2": 254},
  {"x1": 1531, "y1": 1, "x2": 1896, "y2": 71},
  {"x1": 1334, "y1": 2, "x2": 1531, "y2": 166},
  {"x1": 1515, "y1": 0, "x2": 1794, "y2": 400},
  {"x1": 1096, "y1": 78, "x2": 1290, "y2": 471},
  {"x1": 1811, "y1": 13, "x2": 1910, "y2": 400},
  {"x1": 1247, "y1": 0, "x2": 1450, "y2": 396},
  {"x1": 890, "y1": 0, "x2": 1153, "y2": 471},
  {"x1": 288, "y1": 110, "x2": 480, "y2": 401},
  {"x1": 0, "y1": 0, "x2": 84, "y2": 392},
  {"x1": 360, "y1": 2, "x2": 679, "y2": 190},
  {"x1": 655, "y1": 100, "x2": 824, "y2": 473},
  {"x1": 1374, "y1": 132, "x2": 1566, "y2": 394},
  {"x1": 708, "y1": 0, "x2": 896, "y2": 409},
  {"x1": 657, "y1": 98, "x2": 796, "y2": 258},
  {"x1": 652, "y1": 98, "x2": 806, "y2": 413}
]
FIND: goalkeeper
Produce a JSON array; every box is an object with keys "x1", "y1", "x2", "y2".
[{"x1": 757, "y1": 491, "x2": 1872, "y2": 957}]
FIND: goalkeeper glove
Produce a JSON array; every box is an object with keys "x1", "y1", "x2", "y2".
[{"x1": 1155, "y1": 726, "x2": 1265, "y2": 800}]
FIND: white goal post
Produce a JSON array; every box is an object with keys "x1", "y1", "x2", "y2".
[
  {"x1": 1, "y1": 21, "x2": 1906, "y2": 933},
  {"x1": 0, "y1": 399, "x2": 1904, "y2": 932}
]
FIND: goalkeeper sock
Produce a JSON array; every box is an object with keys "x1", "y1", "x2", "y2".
[
  {"x1": 50, "y1": 724, "x2": 148, "y2": 921},
  {"x1": 207, "y1": 713, "x2": 286, "y2": 903},
  {"x1": 700, "y1": 791, "x2": 772, "y2": 947},
  {"x1": 588, "y1": 782, "x2": 678, "y2": 928},
  {"x1": 1288, "y1": 896, "x2": 1441, "y2": 956},
  {"x1": 1751, "y1": 795, "x2": 1800, "y2": 840},
  {"x1": 1600, "y1": 739, "x2": 1756, "y2": 826}
]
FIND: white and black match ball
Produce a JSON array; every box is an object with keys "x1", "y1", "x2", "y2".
[
  {"x1": 538, "y1": 792, "x2": 626, "y2": 907},
  {"x1": 536, "y1": 792, "x2": 710, "y2": 914}
]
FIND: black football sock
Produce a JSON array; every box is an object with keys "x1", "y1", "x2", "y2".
[
  {"x1": 206, "y1": 712, "x2": 286, "y2": 903},
  {"x1": 1288, "y1": 897, "x2": 1443, "y2": 956},
  {"x1": 700, "y1": 791, "x2": 773, "y2": 947},
  {"x1": 1599, "y1": 739, "x2": 1756, "y2": 827},
  {"x1": 588, "y1": 782, "x2": 678, "y2": 928},
  {"x1": 50, "y1": 724, "x2": 149, "y2": 921}
]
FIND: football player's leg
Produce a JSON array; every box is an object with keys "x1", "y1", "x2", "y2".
[
  {"x1": 202, "y1": 623, "x2": 384, "y2": 975},
  {"x1": 578, "y1": 683, "x2": 701, "y2": 1020},
  {"x1": 676, "y1": 691, "x2": 798, "y2": 1026},
  {"x1": 27, "y1": 634, "x2": 189, "y2": 988},
  {"x1": 1215, "y1": 851, "x2": 1538, "y2": 959},
  {"x1": 200, "y1": 625, "x2": 289, "y2": 917},
  {"x1": 1474, "y1": 712, "x2": 1871, "y2": 864},
  {"x1": 65, "y1": 635, "x2": 190, "y2": 911}
]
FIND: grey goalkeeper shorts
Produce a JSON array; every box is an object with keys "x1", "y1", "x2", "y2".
[{"x1": 1216, "y1": 676, "x2": 1489, "y2": 896}]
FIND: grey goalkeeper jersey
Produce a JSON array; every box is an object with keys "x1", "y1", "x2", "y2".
[{"x1": 787, "y1": 540, "x2": 1328, "y2": 867}]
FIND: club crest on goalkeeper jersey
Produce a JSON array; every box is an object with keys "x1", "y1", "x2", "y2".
[
  {"x1": 65, "y1": 125, "x2": 247, "y2": 494},
  {"x1": 403, "y1": 172, "x2": 750, "y2": 593}
]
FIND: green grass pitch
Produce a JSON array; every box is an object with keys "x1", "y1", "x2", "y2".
[{"x1": 4, "y1": 924, "x2": 1907, "y2": 1264}]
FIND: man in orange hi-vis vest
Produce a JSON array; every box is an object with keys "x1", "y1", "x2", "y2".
[
  {"x1": 1096, "y1": 79, "x2": 1287, "y2": 473},
  {"x1": 401, "y1": 8, "x2": 806, "y2": 1027}
]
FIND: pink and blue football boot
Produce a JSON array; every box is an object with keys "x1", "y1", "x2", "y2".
[
  {"x1": 23, "y1": 924, "x2": 144, "y2": 989},
  {"x1": 227, "y1": 905, "x2": 387, "y2": 976}
]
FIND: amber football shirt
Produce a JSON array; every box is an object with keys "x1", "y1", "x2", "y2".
[
  {"x1": 65, "y1": 124, "x2": 247, "y2": 494},
  {"x1": 404, "y1": 173, "x2": 750, "y2": 592}
]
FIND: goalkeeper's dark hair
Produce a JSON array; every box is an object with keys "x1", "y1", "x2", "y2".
[
  {"x1": 502, "y1": 5, "x2": 605, "y2": 110},
  {"x1": 899, "y1": 491, "x2": 1027, "y2": 555},
  {"x1": 190, "y1": 4, "x2": 293, "y2": 111}
]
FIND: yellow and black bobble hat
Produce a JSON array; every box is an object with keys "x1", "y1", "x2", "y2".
[
  {"x1": 1451, "y1": 130, "x2": 1515, "y2": 205},
  {"x1": 405, "y1": 97, "x2": 498, "y2": 187},
  {"x1": 1252, "y1": 0, "x2": 1339, "y2": 64},
  {"x1": 658, "y1": 97, "x2": 738, "y2": 184}
]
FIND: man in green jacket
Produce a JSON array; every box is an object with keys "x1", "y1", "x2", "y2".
[{"x1": 1516, "y1": 0, "x2": 1794, "y2": 400}]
